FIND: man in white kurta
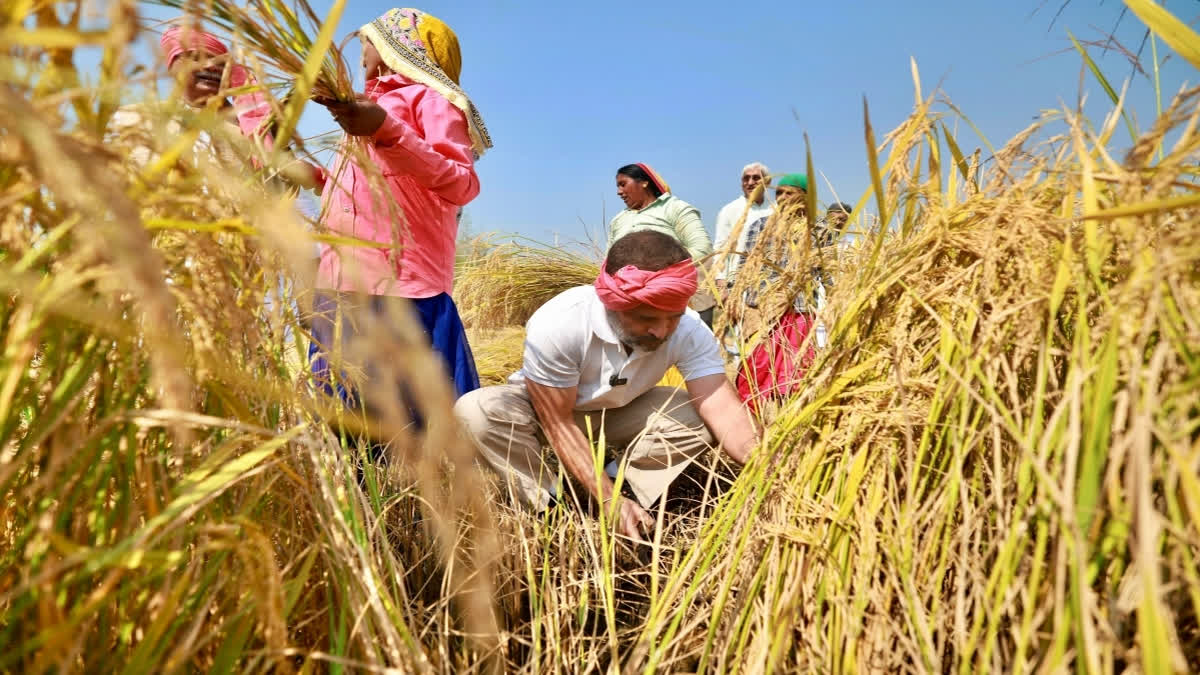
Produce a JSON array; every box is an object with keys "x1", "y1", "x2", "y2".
[{"x1": 712, "y1": 162, "x2": 774, "y2": 284}]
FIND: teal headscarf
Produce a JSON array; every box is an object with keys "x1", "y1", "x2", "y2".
[{"x1": 777, "y1": 173, "x2": 808, "y2": 191}]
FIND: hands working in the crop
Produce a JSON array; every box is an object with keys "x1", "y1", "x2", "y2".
[
  {"x1": 456, "y1": 231, "x2": 760, "y2": 542},
  {"x1": 523, "y1": 374, "x2": 754, "y2": 540},
  {"x1": 313, "y1": 39, "x2": 390, "y2": 136},
  {"x1": 317, "y1": 96, "x2": 387, "y2": 136},
  {"x1": 524, "y1": 381, "x2": 656, "y2": 539}
]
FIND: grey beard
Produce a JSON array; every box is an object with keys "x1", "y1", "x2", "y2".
[{"x1": 606, "y1": 311, "x2": 663, "y2": 352}]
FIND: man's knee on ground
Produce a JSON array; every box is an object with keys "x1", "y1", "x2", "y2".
[
  {"x1": 453, "y1": 388, "x2": 491, "y2": 440},
  {"x1": 644, "y1": 397, "x2": 711, "y2": 441},
  {"x1": 454, "y1": 385, "x2": 534, "y2": 442}
]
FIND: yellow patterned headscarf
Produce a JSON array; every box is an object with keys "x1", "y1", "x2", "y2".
[{"x1": 360, "y1": 8, "x2": 492, "y2": 156}]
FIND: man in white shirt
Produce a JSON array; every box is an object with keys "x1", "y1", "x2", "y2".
[
  {"x1": 455, "y1": 231, "x2": 759, "y2": 540},
  {"x1": 713, "y1": 162, "x2": 774, "y2": 283}
]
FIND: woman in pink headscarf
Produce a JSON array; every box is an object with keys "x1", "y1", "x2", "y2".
[{"x1": 110, "y1": 23, "x2": 320, "y2": 188}]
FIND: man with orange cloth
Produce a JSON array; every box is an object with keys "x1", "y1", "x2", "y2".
[{"x1": 455, "y1": 231, "x2": 759, "y2": 540}]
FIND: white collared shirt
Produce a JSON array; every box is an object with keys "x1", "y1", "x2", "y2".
[
  {"x1": 713, "y1": 195, "x2": 774, "y2": 280},
  {"x1": 508, "y1": 286, "x2": 727, "y2": 410}
]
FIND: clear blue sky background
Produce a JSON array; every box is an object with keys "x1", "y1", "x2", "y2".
[{"x1": 135, "y1": 1, "x2": 1195, "y2": 244}]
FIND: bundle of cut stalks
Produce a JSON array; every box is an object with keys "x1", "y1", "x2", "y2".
[{"x1": 454, "y1": 237, "x2": 601, "y2": 330}]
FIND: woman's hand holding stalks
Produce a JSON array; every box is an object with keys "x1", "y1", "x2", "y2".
[{"x1": 316, "y1": 95, "x2": 386, "y2": 136}]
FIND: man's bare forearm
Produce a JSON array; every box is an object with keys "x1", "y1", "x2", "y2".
[
  {"x1": 541, "y1": 419, "x2": 616, "y2": 502},
  {"x1": 688, "y1": 374, "x2": 761, "y2": 464},
  {"x1": 526, "y1": 381, "x2": 616, "y2": 502}
]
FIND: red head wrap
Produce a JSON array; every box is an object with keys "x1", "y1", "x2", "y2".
[
  {"x1": 594, "y1": 259, "x2": 698, "y2": 313},
  {"x1": 635, "y1": 162, "x2": 670, "y2": 195}
]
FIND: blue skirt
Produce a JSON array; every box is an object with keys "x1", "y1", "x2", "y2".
[{"x1": 308, "y1": 292, "x2": 480, "y2": 410}]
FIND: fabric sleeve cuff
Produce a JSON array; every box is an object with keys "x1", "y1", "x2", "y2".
[
  {"x1": 680, "y1": 365, "x2": 727, "y2": 382},
  {"x1": 523, "y1": 372, "x2": 580, "y2": 390}
]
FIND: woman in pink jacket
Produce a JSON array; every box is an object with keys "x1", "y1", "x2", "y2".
[{"x1": 309, "y1": 8, "x2": 491, "y2": 413}]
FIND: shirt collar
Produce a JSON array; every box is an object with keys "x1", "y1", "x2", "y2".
[
  {"x1": 635, "y1": 192, "x2": 672, "y2": 212},
  {"x1": 588, "y1": 288, "x2": 621, "y2": 344}
]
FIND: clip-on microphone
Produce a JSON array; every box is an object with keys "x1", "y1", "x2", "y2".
[{"x1": 609, "y1": 374, "x2": 628, "y2": 387}]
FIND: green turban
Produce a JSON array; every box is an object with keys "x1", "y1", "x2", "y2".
[{"x1": 777, "y1": 173, "x2": 808, "y2": 191}]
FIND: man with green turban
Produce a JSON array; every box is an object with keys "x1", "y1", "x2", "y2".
[
  {"x1": 721, "y1": 173, "x2": 826, "y2": 408},
  {"x1": 773, "y1": 173, "x2": 808, "y2": 213}
]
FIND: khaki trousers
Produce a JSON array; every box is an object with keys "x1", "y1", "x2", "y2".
[{"x1": 454, "y1": 384, "x2": 713, "y2": 510}]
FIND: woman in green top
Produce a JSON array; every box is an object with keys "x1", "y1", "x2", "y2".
[
  {"x1": 608, "y1": 163, "x2": 713, "y2": 262},
  {"x1": 608, "y1": 163, "x2": 716, "y2": 325}
]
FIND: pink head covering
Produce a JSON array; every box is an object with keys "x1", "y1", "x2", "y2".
[
  {"x1": 159, "y1": 25, "x2": 271, "y2": 143},
  {"x1": 594, "y1": 259, "x2": 698, "y2": 313},
  {"x1": 161, "y1": 26, "x2": 230, "y2": 71}
]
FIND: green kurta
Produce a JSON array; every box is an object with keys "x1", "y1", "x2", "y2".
[{"x1": 607, "y1": 193, "x2": 713, "y2": 262}]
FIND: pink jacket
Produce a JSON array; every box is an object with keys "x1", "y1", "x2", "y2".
[{"x1": 316, "y1": 74, "x2": 480, "y2": 298}]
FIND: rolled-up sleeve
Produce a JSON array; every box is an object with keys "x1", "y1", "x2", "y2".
[
  {"x1": 675, "y1": 321, "x2": 726, "y2": 382},
  {"x1": 521, "y1": 311, "x2": 582, "y2": 389},
  {"x1": 371, "y1": 89, "x2": 480, "y2": 206}
]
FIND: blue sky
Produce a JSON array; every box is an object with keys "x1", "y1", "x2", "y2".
[{"x1": 135, "y1": 1, "x2": 1194, "y2": 244}]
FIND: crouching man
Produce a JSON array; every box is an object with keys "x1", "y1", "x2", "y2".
[{"x1": 455, "y1": 231, "x2": 759, "y2": 540}]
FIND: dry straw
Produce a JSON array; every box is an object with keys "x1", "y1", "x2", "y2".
[
  {"x1": 468, "y1": 325, "x2": 526, "y2": 386},
  {"x1": 1, "y1": 1, "x2": 1198, "y2": 673},
  {"x1": 454, "y1": 236, "x2": 601, "y2": 330}
]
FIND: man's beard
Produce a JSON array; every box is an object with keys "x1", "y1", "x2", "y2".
[
  {"x1": 625, "y1": 335, "x2": 664, "y2": 351},
  {"x1": 608, "y1": 313, "x2": 665, "y2": 351}
]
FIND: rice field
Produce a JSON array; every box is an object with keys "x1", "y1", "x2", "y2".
[{"x1": 2, "y1": 1, "x2": 1199, "y2": 673}]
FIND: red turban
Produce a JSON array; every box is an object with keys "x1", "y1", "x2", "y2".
[{"x1": 594, "y1": 259, "x2": 698, "y2": 313}]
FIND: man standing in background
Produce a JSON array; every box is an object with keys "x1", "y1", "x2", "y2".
[
  {"x1": 712, "y1": 162, "x2": 774, "y2": 284},
  {"x1": 819, "y1": 202, "x2": 853, "y2": 248}
]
